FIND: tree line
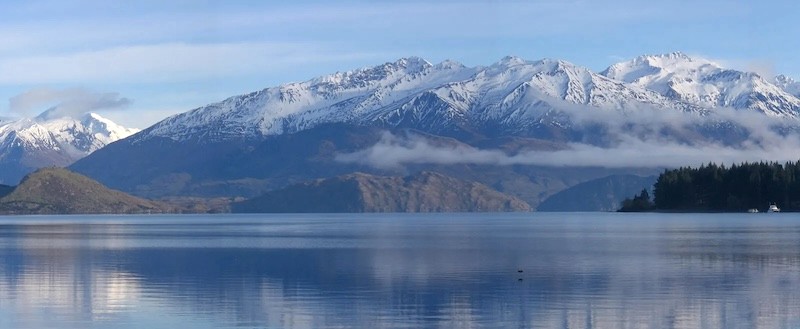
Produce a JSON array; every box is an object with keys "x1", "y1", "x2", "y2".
[{"x1": 620, "y1": 161, "x2": 800, "y2": 212}]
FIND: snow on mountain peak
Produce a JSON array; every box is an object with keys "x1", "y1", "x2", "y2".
[
  {"x1": 142, "y1": 56, "x2": 478, "y2": 141},
  {"x1": 602, "y1": 53, "x2": 800, "y2": 116},
  {"x1": 640, "y1": 51, "x2": 711, "y2": 66},
  {"x1": 393, "y1": 56, "x2": 432, "y2": 72},
  {"x1": 434, "y1": 59, "x2": 466, "y2": 70},
  {"x1": 0, "y1": 111, "x2": 139, "y2": 163},
  {"x1": 602, "y1": 52, "x2": 719, "y2": 83},
  {"x1": 497, "y1": 55, "x2": 527, "y2": 66}
]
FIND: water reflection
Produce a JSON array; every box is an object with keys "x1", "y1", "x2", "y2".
[{"x1": 0, "y1": 213, "x2": 799, "y2": 328}]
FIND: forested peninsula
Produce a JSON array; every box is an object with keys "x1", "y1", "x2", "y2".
[{"x1": 620, "y1": 162, "x2": 800, "y2": 212}]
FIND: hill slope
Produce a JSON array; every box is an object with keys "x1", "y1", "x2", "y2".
[
  {"x1": 537, "y1": 174, "x2": 657, "y2": 212},
  {"x1": 232, "y1": 171, "x2": 531, "y2": 213},
  {"x1": 0, "y1": 168, "x2": 171, "y2": 214}
]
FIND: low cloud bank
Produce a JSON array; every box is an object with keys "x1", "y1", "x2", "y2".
[
  {"x1": 336, "y1": 107, "x2": 800, "y2": 169},
  {"x1": 336, "y1": 133, "x2": 800, "y2": 169}
]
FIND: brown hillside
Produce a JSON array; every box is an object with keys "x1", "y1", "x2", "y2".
[
  {"x1": 233, "y1": 171, "x2": 531, "y2": 213},
  {"x1": 0, "y1": 168, "x2": 173, "y2": 214}
]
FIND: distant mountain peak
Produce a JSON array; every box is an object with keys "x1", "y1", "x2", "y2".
[
  {"x1": 497, "y1": 55, "x2": 527, "y2": 66},
  {"x1": 0, "y1": 111, "x2": 138, "y2": 184},
  {"x1": 602, "y1": 52, "x2": 719, "y2": 82},
  {"x1": 392, "y1": 56, "x2": 432, "y2": 71},
  {"x1": 775, "y1": 74, "x2": 800, "y2": 97},
  {"x1": 434, "y1": 59, "x2": 466, "y2": 70},
  {"x1": 305, "y1": 56, "x2": 446, "y2": 90},
  {"x1": 776, "y1": 74, "x2": 796, "y2": 83},
  {"x1": 640, "y1": 51, "x2": 715, "y2": 66},
  {"x1": 642, "y1": 51, "x2": 701, "y2": 61}
]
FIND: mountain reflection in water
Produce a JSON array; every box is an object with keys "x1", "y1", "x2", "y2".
[{"x1": 0, "y1": 213, "x2": 799, "y2": 328}]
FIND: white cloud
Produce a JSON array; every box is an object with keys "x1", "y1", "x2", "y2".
[
  {"x1": 337, "y1": 131, "x2": 800, "y2": 169},
  {"x1": 336, "y1": 107, "x2": 800, "y2": 169},
  {"x1": 9, "y1": 87, "x2": 131, "y2": 119}
]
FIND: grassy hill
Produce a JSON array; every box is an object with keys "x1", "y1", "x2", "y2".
[
  {"x1": 0, "y1": 168, "x2": 173, "y2": 214},
  {"x1": 233, "y1": 171, "x2": 531, "y2": 213}
]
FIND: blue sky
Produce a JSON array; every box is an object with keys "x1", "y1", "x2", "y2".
[{"x1": 0, "y1": 0, "x2": 798, "y2": 128}]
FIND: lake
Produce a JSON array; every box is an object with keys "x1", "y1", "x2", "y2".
[{"x1": 1, "y1": 212, "x2": 799, "y2": 328}]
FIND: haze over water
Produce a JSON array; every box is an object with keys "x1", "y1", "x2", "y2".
[{"x1": 0, "y1": 213, "x2": 799, "y2": 328}]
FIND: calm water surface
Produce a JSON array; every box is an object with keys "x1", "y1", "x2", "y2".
[{"x1": 1, "y1": 213, "x2": 800, "y2": 328}]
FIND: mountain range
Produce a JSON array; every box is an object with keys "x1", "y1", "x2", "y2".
[
  {"x1": 128, "y1": 51, "x2": 800, "y2": 146},
  {"x1": 137, "y1": 56, "x2": 696, "y2": 143},
  {"x1": 6, "y1": 52, "x2": 800, "y2": 211}
]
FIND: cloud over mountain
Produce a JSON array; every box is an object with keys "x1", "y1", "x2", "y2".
[
  {"x1": 336, "y1": 105, "x2": 800, "y2": 169},
  {"x1": 9, "y1": 87, "x2": 131, "y2": 119}
]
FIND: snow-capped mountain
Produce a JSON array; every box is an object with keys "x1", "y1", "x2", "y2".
[
  {"x1": 417, "y1": 56, "x2": 698, "y2": 135},
  {"x1": 138, "y1": 56, "x2": 703, "y2": 143},
  {"x1": 0, "y1": 111, "x2": 138, "y2": 184},
  {"x1": 142, "y1": 57, "x2": 476, "y2": 141},
  {"x1": 602, "y1": 52, "x2": 800, "y2": 117}
]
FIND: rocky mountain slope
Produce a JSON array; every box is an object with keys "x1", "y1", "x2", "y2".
[
  {"x1": 0, "y1": 111, "x2": 138, "y2": 184},
  {"x1": 232, "y1": 171, "x2": 531, "y2": 213},
  {"x1": 0, "y1": 167, "x2": 171, "y2": 214}
]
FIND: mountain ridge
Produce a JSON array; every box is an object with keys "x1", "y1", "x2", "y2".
[{"x1": 133, "y1": 54, "x2": 728, "y2": 144}]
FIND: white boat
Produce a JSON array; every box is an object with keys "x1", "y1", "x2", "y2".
[
  {"x1": 768, "y1": 203, "x2": 780, "y2": 213},
  {"x1": 747, "y1": 208, "x2": 759, "y2": 213}
]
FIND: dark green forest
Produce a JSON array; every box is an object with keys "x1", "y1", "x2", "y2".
[{"x1": 620, "y1": 161, "x2": 800, "y2": 212}]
